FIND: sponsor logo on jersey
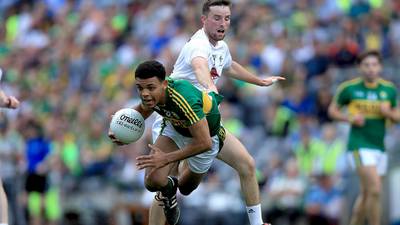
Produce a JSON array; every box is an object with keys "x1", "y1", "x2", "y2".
[
  {"x1": 380, "y1": 91, "x2": 388, "y2": 99},
  {"x1": 210, "y1": 67, "x2": 219, "y2": 80}
]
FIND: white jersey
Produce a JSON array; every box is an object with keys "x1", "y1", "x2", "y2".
[{"x1": 170, "y1": 28, "x2": 232, "y2": 91}]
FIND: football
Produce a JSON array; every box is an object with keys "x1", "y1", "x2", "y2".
[{"x1": 110, "y1": 108, "x2": 145, "y2": 144}]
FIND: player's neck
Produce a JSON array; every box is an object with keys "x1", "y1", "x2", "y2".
[
  {"x1": 209, "y1": 39, "x2": 217, "y2": 46},
  {"x1": 363, "y1": 78, "x2": 379, "y2": 88},
  {"x1": 203, "y1": 29, "x2": 218, "y2": 46},
  {"x1": 158, "y1": 88, "x2": 168, "y2": 106}
]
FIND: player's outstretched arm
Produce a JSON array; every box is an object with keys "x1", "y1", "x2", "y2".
[{"x1": 226, "y1": 61, "x2": 285, "y2": 86}]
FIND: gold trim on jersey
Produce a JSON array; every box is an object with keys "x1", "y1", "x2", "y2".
[
  {"x1": 348, "y1": 99, "x2": 389, "y2": 118},
  {"x1": 169, "y1": 88, "x2": 199, "y2": 124},
  {"x1": 217, "y1": 126, "x2": 226, "y2": 151},
  {"x1": 353, "y1": 151, "x2": 363, "y2": 167},
  {"x1": 202, "y1": 92, "x2": 213, "y2": 114},
  {"x1": 378, "y1": 78, "x2": 396, "y2": 88}
]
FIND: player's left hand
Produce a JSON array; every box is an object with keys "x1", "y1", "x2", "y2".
[
  {"x1": 380, "y1": 102, "x2": 392, "y2": 118},
  {"x1": 136, "y1": 144, "x2": 169, "y2": 170},
  {"x1": 258, "y1": 76, "x2": 285, "y2": 86},
  {"x1": 108, "y1": 130, "x2": 125, "y2": 146}
]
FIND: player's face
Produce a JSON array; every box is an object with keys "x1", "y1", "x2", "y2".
[
  {"x1": 136, "y1": 77, "x2": 167, "y2": 108},
  {"x1": 359, "y1": 56, "x2": 382, "y2": 82},
  {"x1": 202, "y1": 5, "x2": 231, "y2": 45}
]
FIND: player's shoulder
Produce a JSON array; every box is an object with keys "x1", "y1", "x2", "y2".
[
  {"x1": 172, "y1": 79, "x2": 193, "y2": 87},
  {"x1": 188, "y1": 29, "x2": 210, "y2": 46},
  {"x1": 378, "y1": 78, "x2": 396, "y2": 89},
  {"x1": 168, "y1": 79, "x2": 197, "y2": 93},
  {"x1": 337, "y1": 77, "x2": 362, "y2": 92}
]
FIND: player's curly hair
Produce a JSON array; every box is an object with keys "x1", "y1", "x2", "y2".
[
  {"x1": 135, "y1": 60, "x2": 166, "y2": 81},
  {"x1": 202, "y1": 0, "x2": 231, "y2": 15}
]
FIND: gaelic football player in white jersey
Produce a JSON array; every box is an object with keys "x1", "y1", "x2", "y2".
[
  {"x1": 170, "y1": 27, "x2": 232, "y2": 91},
  {"x1": 0, "y1": 88, "x2": 20, "y2": 225},
  {"x1": 150, "y1": 1, "x2": 284, "y2": 225}
]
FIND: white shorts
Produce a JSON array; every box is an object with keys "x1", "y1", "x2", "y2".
[
  {"x1": 152, "y1": 114, "x2": 220, "y2": 174},
  {"x1": 347, "y1": 148, "x2": 388, "y2": 175}
]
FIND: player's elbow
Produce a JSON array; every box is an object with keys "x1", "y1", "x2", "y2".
[
  {"x1": 198, "y1": 138, "x2": 212, "y2": 153},
  {"x1": 327, "y1": 105, "x2": 336, "y2": 119}
]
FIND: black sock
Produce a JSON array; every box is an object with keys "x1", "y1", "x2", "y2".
[{"x1": 161, "y1": 177, "x2": 175, "y2": 197}]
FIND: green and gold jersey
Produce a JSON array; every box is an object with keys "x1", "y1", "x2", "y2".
[
  {"x1": 153, "y1": 78, "x2": 223, "y2": 137},
  {"x1": 333, "y1": 77, "x2": 397, "y2": 151}
]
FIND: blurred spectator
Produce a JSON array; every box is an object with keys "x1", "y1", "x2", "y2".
[
  {"x1": 329, "y1": 32, "x2": 359, "y2": 68},
  {"x1": 282, "y1": 82, "x2": 315, "y2": 117},
  {"x1": 262, "y1": 101, "x2": 297, "y2": 138},
  {"x1": 263, "y1": 158, "x2": 307, "y2": 225},
  {"x1": 313, "y1": 124, "x2": 346, "y2": 176},
  {"x1": 80, "y1": 119, "x2": 113, "y2": 177},
  {"x1": 303, "y1": 40, "x2": 331, "y2": 80},
  {"x1": 314, "y1": 86, "x2": 334, "y2": 124},
  {"x1": 261, "y1": 35, "x2": 288, "y2": 75},
  {"x1": 293, "y1": 126, "x2": 323, "y2": 176},
  {"x1": 304, "y1": 174, "x2": 344, "y2": 225},
  {"x1": 22, "y1": 119, "x2": 60, "y2": 225}
]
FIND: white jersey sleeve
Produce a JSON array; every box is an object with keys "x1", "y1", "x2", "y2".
[{"x1": 184, "y1": 38, "x2": 210, "y2": 65}]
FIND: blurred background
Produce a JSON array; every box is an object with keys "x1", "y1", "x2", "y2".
[{"x1": 0, "y1": 0, "x2": 400, "y2": 225}]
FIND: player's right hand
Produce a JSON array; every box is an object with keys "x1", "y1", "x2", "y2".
[
  {"x1": 350, "y1": 114, "x2": 365, "y2": 126},
  {"x1": 108, "y1": 130, "x2": 126, "y2": 145},
  {"x1": 7, "y1": 96, "x2": 20, "y2": 109}
]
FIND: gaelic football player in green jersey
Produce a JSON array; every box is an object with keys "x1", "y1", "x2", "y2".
[
  {"x1": 110, "y1": 60, "x2": 226, "y2": 225},
  {"x1": 329, "y1": 50, "x2": 400, "y2": 225}
]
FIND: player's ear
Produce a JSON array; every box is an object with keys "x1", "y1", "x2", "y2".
[
  {"x1": 201, "y1": 14, "x2": 207, "y2": 24},
  {"x1": 161, "y1": 80, "x2": 168, "y2": 88}
]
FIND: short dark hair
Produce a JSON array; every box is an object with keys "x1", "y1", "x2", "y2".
[
  {"x1": 202, "y1": 0, "x2": 231, "y2": 15},
  {"x1": 135, "y1": 60, "x2": 166, "y2": 81},
  {"x1": 357, "y1": 50, "x2": 382, "y2": 65}
]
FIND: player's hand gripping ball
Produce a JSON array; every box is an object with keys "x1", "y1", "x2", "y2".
[{"x1": 110, "y1": 108, "x2": 145, "y2": 144}]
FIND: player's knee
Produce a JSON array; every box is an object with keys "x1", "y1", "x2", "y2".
[
  {"x1": 144, "y1": 180, "x2": 159, "y2": 192},
  {"x1": 367, "y1": 186, "x2": 381, "y2": 198},
  {"x1": 144, "y1": 175, "x2": 164, "y2": 192},
  {"x1": 238, "y1": 156, "x2": 256, "y2": 177}
]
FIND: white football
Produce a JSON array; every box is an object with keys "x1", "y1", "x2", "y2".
[{"x1": 110, "y1": 108, "x2": 145, "y2": 144}]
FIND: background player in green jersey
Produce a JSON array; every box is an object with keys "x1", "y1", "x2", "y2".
[
  {"x1": 328, "y1": 50, "x2": 400, "y2": 225},
  {"x1": 110, "y1": 60, "x2": 226, "y2": 225}
]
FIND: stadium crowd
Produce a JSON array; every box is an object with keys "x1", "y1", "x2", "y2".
[{"x1": 0, "y1": 0, "x2": 400, "y2": 225}]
